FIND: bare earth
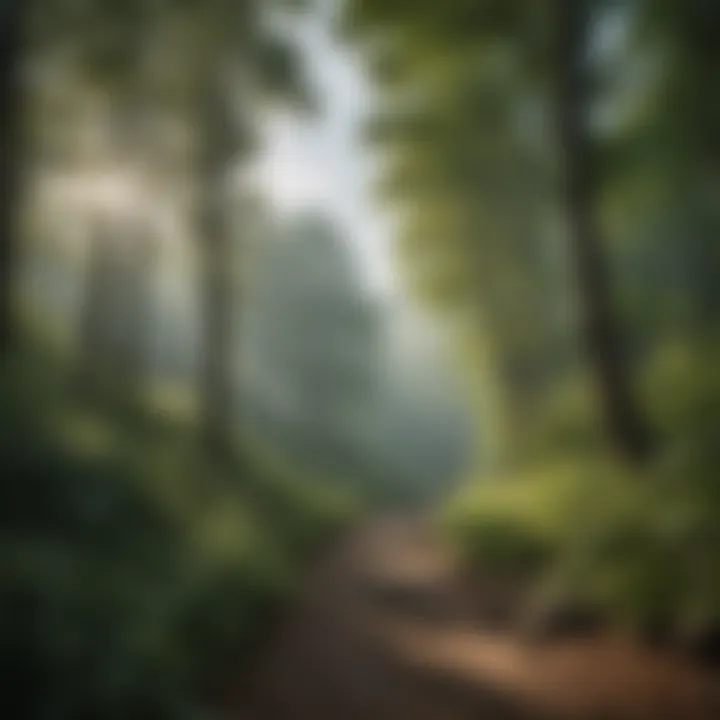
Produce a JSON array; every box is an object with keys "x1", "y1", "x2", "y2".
[{"x1": 225, "y1": 516, "x2": 720, "y2": 720}]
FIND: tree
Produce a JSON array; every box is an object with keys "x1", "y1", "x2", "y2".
[
  {"x1": 2, "y1": 0, "x2": 159, "y2": 356},
  {"x1": 0, "y1": 0, "x2": 26, "y2": 355},
  {"x1": 17, "y1": 0, "x2": 309, "y2": 456},
  {"x1": 552, "y1": 0, "x2": 651, "y2": 461},
  {"x1": 241, "y1": 212, "x2": 381, "y2": 476},
  {"x1": 345, "y1": 0, "x2": 653, "y2": 464},
  {"x1": 177, "y1": 1, "x2": 310, "y2": 455},
  {"x1": 77, "y1": 210, "x2": 123, "y2": 394}
]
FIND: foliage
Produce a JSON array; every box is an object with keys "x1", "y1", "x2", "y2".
[
  {"x1": 346, "y1": 0, "x2": 720, "y2": 641},
  {"x1": 443, "y1": 343, "x2": 720, "y2": 633},
  {"x1": 0, "y1": 336, "x2": 356, "y2": 719}
]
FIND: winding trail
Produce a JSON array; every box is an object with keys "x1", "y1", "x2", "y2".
[{"x1": 226, "y1": 516, "x2": 720, "y2": 719}]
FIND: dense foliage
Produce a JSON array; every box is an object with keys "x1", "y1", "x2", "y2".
[
  {"x1": 0, "y1": 333, "x2": 355, "y2": 719},
  {"x1": 347, "y1": 0, "x2": 720, "y2": 642}
]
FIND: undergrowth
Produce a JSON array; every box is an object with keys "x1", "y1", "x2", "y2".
[{"x1": 0, "y1": 336, "x2": 358, "y2": 719}]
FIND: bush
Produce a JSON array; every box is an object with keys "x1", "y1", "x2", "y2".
[
  {"x1": 444, "y1": 443, "x2": 720, "y2": 636},
  {"x1": 442, "y1": 463, "x2": 577, "y2": 578},
  {"x1": 445, "y1": 339, "x2": 720, "y2": 639},
  {"x1": 0, "y1": 344, "x2": 357, "y2": 719}
]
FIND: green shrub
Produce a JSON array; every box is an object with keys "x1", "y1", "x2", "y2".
[
  {"x1": 442, "y1": 462, "x2": 578, "y2": 577},
  {"x1": 444, "y1": 439, "x2": 720, "y2": 634},
  {"x1": 0, "y1": 343, "x2": 357, "y2": 719}
]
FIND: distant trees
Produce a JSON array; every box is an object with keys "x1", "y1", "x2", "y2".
[
  {"x1": 173, "y1": 1, "x2": 309, "y2": 454},
  {"x1": 239, "y1": 211, "x2": 471, "y2": 502},
  {"x1": 364, "y1": 325, "x2": 473, "y2": 504},
  {"x1": 13, "y1": 0, "x2": 311, "y2": 458},
  {"x1": 242, "y1": 212, "x2": 381, "y2": 474}
]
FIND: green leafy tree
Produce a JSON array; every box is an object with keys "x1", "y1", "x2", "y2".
[{"x1": 345, "y1": 0, "x2": 653, "y2": 463}]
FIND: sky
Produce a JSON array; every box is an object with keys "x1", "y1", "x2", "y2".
[
  {"x1": 249, "y1": 4, "x2": 397, "y2": 298},
  {"x1": 246, "y1": 4, "x2": 461, "y2": 372}
]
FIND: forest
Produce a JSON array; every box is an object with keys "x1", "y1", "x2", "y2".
[{"x1": 1, "y1": 0, "x2": 719, "y2": 718}]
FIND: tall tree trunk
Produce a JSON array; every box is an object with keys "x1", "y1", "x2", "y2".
[
  {"x1": 114, "y1": 3, "x2": 161, "y2": 404},
  {"x1": 0, "y1": 0, "x2": 25, "y2": 356},
  {"x1": 197, "y1": 79, "x2": 236, "y2": 456},
  {"x1": 77, "y1": 213, "x2": 121, "y2": 396},
  {"x1": 554, "y1": 0, "x2": 652, "y2": 463},
  {"x1": 122, "y1": 222, "x2": 159, "y2": 400}
]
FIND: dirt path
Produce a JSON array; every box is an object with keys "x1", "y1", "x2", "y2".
[{"x1": 226, "y1": 516, "x2": 720, "y2": 719}]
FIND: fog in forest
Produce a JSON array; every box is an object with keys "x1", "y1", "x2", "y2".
[{"x1": 2, "y1": 1, "x2": 720, "y2": 718}]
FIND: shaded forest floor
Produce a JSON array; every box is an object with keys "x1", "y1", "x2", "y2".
[{"x1": 224, "y1": 516, "x2": 720, "y2": 720}]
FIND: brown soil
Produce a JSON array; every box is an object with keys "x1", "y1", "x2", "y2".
[{"x1": 225, "y1": 516, "x2": 720, "y2": 720}]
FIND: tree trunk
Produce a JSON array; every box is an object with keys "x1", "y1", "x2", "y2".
[
  {"x1": 122, "y1": 222, "x2": 159, "y2": 400},
  {"x1": 77, "y1": 213, "x2": 121, "y2": 396},
  {"x1": 0, "y1": 0, "x2": 25, "y2": 356},
  {"x1": 197, "y1": 80, "x2": 237, "y2": 456},
  {"x1": 115, "y1": 17, "x2": 159, "y2": 403},
  {"x1": 554, "y1": 0, "x2": 652, "y2": 463},
  {"x1": 199, "y1": 197, "x2": 234, "y2": 455}
]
